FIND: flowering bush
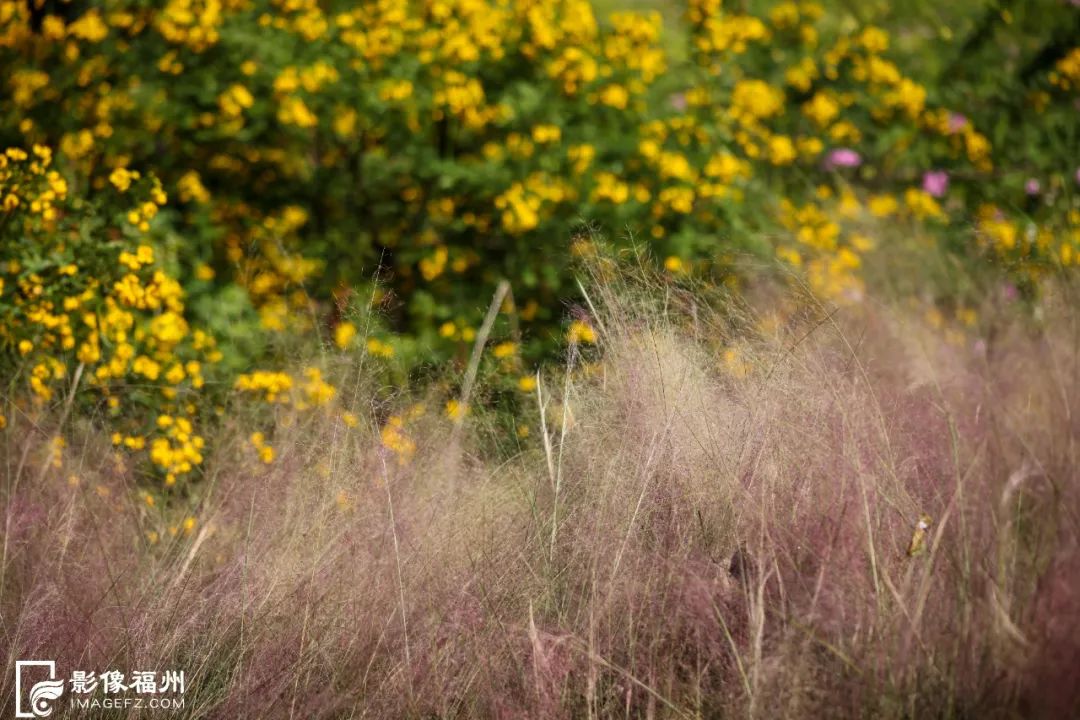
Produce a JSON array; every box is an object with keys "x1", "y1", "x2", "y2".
[
  {"x1": 2, "y1": 0, "x2": 1077, "y2": 347},
  {"x1": 0, "y1": 143, "x2": 381, "y2": 492},
  {"x1": 2, "y1": 0, "x2": 673, "y2": 365},
  {"x1": 0, "y1": 144, "x2": 219, "y2": 488}
]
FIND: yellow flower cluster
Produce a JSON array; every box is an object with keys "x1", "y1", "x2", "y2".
[
  {"x1": 156, "y1": 0, "x2": 225, "y2": 52},
  {"x1": 234, "y1": 370, "x2": 294, "y2": 402},
  {"x1": 298, "y1": 367, "x2": 336, "y2": 409},
  {"x1": 150, "y1": 415, "x2": 205, "y2": 485},
  {"x1": 975, "y1": 205, "x2": 1080, "y2": 270},
  {"x1": 380, "y1": 404, "x2": 426, "y2": 465},
  {"x1": 233, "y1": 366, "x2": 336, "y2": 410},
  {"x1": 249, "y1": 431, "x2": 275, "y2": 464},
  {"x1": 776, "y1": 193, "x2": 881, "y2": 301},
  {"x1": 0, "y1": 145, "x2": 67, "y2": 217},
  {"x1": 1049, "y1": 47, "x2": 1080, "y2": 91},
  {"x1": 567, "y1": 320, "x2": 597, "y2": 344},
  {"x1": 2, "y1": 146, "x2": 222, "y2": 488}
]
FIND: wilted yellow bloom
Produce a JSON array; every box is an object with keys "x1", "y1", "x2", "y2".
[{"x1": 907, "y1": 514, "x2": 932, "y2": 557}]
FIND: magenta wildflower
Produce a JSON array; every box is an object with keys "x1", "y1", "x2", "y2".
[
  {"x1": 922, "y1": 170, "x2": 949, "y2": 198},
  {"x1": 824, "y1": 148, "x2": 861, "y2": 169},
  {"x1": 947, "y1": 113, "x2": 967, "y2": 133}
]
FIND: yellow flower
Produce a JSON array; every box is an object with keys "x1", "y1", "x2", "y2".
[
  {"x1": 68, "y1": 9, "x2": 109, "y2": 42},
  {"x1": 333, "y1": 107, "x2": 358, "y2": 138},
  {"x1": 767, "y1": 135, "x2": 797, "y2": 165},
  {"x1": 904, "y1": 188, "x2": 943, "y2": 220},
  {"x1": 598, "y1": 84, "x2": 630, "y2": 109},
  {"x1": 179, "y1": 172, "x2": 211, "y2": 204},
  {"x1": 776, "y1": 246, "x2": 802, "y2": 267},
  {"x1": 704, "y1": 152, "x2": 751, "y2": 183},
  {"x1": 729, "y1": 80, "x2": 784, "y2": 122},
  {"x1": 419, "y1": 246, "x2": 449, "y2": 281},
  {"x1": 868, "y1": 194, "x2": 898, "y2": 217},
  {"x1": 301, "y1": 367, "x2": 336, "y2": 406},
  {"x1": 492, "y1": 341, "x2": 516, "y2": 359},
  {"x1": 850, "y1": 234, "x2": 876, "y2": 252},
  {"x1": 366, "y1": 337, "x2": 395, "y2": 358},
  {"x1": 445, "y1": 398, "x2": 467, "y2": 420},
  {"x1": 218, "y1": 84, "x2": 254, "y2": 118},
  {"x1": 857, "y1": 26, "x2": 890, "y2": 54},
  {"x1": 517, "y1": 375, "x2": 537, "y2": 392},
  {"x1": 567, "y1": 320, "x2": 596, "y2": 344},
  {"x1": 531, "y1": 124, "x2": 561, "y2": 144},
  {"x1": 109, "y1": 167, "x2": 139, "y2": 192},
  {"x1": 277, "y1": 96, "x2": 318, "y2": 128},
  {"x1": 334, "y1": 321, "x2": 357, "y2": 349},
  {"x1": 802, "y1": 92, "x2": 840, "y2": 127}
]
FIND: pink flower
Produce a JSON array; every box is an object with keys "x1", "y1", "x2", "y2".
[
  {"x1": 922, "y1": 170, "x2": 949, "y2": 198},
  {"x1": 947, "y1": 113, "x2": 968, "y2": 133},
  {"x1": 823, "y1": 148, "x2": 861, "y2": 169},
  {"x1": 1025, "y1": 178, "x2": 1041, "y2": 195}
]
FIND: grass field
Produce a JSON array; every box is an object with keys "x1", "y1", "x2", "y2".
[{"x1": 4, "y1": 255, "x2": 1079, "y2": 718}]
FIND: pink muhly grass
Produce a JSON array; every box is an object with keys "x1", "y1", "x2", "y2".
[{"x1": 1, "y1": 271, "x2": 1078, "y2": 718}]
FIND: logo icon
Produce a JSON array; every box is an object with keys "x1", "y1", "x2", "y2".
[{"x1": 15, "y1": 661, "x2": 65, "y2": 718}]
